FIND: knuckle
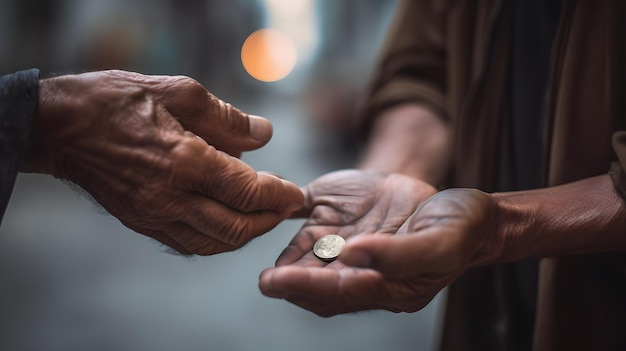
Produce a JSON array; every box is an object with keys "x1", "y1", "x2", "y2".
[
  {"x1": 178, "y1": 224, "x2": 242, "y2": 255},
  {"x1": 211, "y1": 170, "x2": 260, "y2": 211},
  {"x1": 170, "y1": 136, "x2": 201, "y2": 159},
  {"x1": 128, "y1": 184, "x2": 167, "y2": 218},
  {"x1": 212, "y1": 217, "x2": 251, "y2": 247},
  {"x1": 203, "y1": 96, "x2": 246, "y2": 134},
  {"x1": 169, "y1": 137, "x2": 211, "y2": 174},
  {"x1": 162, "y1": 75, "x2": 209, "y2": 116},
  {"x1": 222, "y1": 101, "x2": 246, "y2": 132},
  {"x1": 183, "y1": 204, "x2": 253, "y2": 247},
  {"x1": 170, "y1": 75, "x2": 202, "y2": 89},
  {"x1": 236, "y1": 182, "x2": 262, "y2": 212}
]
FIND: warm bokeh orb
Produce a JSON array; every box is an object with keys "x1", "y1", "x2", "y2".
[{"x1": 241, "y1": 28, "x2": 297, "y2": 82}]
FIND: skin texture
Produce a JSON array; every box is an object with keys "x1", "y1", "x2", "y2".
[
  {"x1": 20, "y1": 70, "x2": 304, "y2": 255},
  {"x1": 258, "y1": 103, "x2": 626, "y2": 317},
  {"x1": 259, "y1": 170, "x2": 626, "y2": 317},
  {"x1": 359, "y1": 104, "x2": 450, "y2": 185},
  {"x1": 259, "y1": 169, "x2": 440, "y2": 316}
]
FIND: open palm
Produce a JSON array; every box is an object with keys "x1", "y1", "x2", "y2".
[
  {"x1": 275, "y1": 169, "x2": 437, "y2": 268},
  {"x1": 260, "y1": 169, "x2": 500, "y2": 316}
]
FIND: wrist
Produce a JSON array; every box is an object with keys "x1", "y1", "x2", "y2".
[
  {"x1": 358, "y1": 103, "x2": 450, "y2": 185},
  {"x1": 490, "y1": 175, "x2": 626, "y2": 263},
  {"x1": 489, "y1": 190, "x2": 539, "y2": 264},
  {"x1": 457, "y1": 189, "x2": 508, "y2": 269},
  {"x1": 21, "y1": 75, "x2": 90, "y2": 178}
]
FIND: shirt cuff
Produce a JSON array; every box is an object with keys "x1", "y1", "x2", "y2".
[{"x1": 0, "y1": 69, "x2": 40, "y2": 223}]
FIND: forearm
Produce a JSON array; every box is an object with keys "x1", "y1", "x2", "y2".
[
  {"x1": 490, "y1": 174, "x2": 626, "y2": 264},
  {"x1": 357, "y1": 0, "x2": 448, "y2": 185},
  {"x1": 358, "y1": 103, "x2": 450, "y2": 186}
]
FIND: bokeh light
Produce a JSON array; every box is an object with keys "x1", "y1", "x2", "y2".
[{"x1": 241, "y1": 28, "x2": 297, "y2": 82}]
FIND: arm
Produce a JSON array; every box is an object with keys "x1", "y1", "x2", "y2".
[
  {"x1": 260, "y1": 173, "x2": 626, "y2": 316},
  {"x1": 261, "y1": 0, "x2": 626, "y2": 317},
  {"x1": 15, "y1": 70, "x2": 303, "y2": 255},
  {"x1": 357, "y1": 0, "x2": 450, "y2": 186},
  {"x1": 342, "y1": 175, "x2": 626, "y2": 273},
  {"x1": 263, "y1": 97, "x2": 626, "y2": 317},
  {"x1": 482, "y1": 131, "x2": 626, "y2": 262},
  {"x1": 490, "y1": 179, "x2": 626, "y2": 263},
  {"x1": 358, "y1": 103, "x2": 450, "y2": 185}
]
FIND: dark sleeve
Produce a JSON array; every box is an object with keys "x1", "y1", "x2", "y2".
[
  {"x1": 0, "y1": 69, "x2": 40, "y2": 224},
  {"x1": 356, "y1": 0, "x2": 447, "y2": 138}
]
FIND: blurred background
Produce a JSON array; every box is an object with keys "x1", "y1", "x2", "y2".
[{"x1": 0, "y1": 0, "x2": 445, "y2": 350}]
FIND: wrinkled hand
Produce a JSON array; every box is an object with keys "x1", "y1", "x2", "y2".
[
  {"x1": 260, "y1": 170, "x2": 499, "y2": 316},
  {"x1": 274, "y1": 170, "x2": 438, "y2": 264},
  {"x1": 22, "y1": 70, "x2": 303, "y2": 255}
]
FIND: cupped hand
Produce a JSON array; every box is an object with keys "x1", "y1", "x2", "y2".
[
  {"x1": 22, "y1": 70, "x2": 303, "y2": 255},
  {"x1": 274, "y1": 169, "x2": 437, "y2": 266},
  {"x1": 260, "y1": 172, "x2": 499, "y2": 316}
]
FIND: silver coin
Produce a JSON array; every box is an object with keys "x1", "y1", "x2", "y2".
[{"x1": 313, "y1": 234, "x2": 346, "y2": 261}]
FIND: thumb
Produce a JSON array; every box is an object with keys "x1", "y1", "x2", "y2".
[
  {"x1": 181, "y1": 93, "x2": 274, "y2": 156},
  {"x1": 289, "y1": 187, "x2": 312, "y2": 218},
  {"x1": 205, "y1": 97, "x2": 273, "y2": 155},
  {"x1": 339, "y1": 235, "x2": 427, "y2": 278},
  {"x1": 159, "y1": 76, "x2": 274, "y2": 156}
]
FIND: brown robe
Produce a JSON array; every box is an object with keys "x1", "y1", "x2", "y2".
[{"x1": 359, "y1": 0, "x2": 626, "y2": 349}]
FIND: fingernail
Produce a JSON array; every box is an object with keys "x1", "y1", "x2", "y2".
[{"x1": 249, "y1": 115, "x2": 272, "y2": 141}]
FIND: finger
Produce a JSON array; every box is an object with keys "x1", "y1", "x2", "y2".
[
  {"x1": 274, "y1": 244, "x2": 319, "y2": 267},
  {"x1": 281, "y1": 295, "x2": 388, "y2": 317},
  {"x1": 131, "y1": 220, "x2": 239, "y2": 255},
  {"x1": 274, "y1": 225, "x2": 342, "y2": 266},
  {"x1": 339, "y1": 234, "x2": 439, "y2": 278},
  {"x1": 164, "y1": 221, "x2": 238, "y2": 255},
  {"x1": 258, "y1": 266, "x2": 387, "y2": 316},
  {"x1": 207, "y1": 151, "x2": 304, "y2": 213},
  {"x1": 159, "y1": 76, "x2": 273, "y2": 155},
  {"x1": 178, "y1": 192, "x2": 291, "y2": 248},
  {"x1": 134, "y1": 227, "x2": 194, "y2": 256},
  {"x1": 172, "y1": 138, "x2": 304, "y2": 213},
  {"x1": 204, "y1": 99, "x2": 273, "y2": 153},
  {"x1": 247, "y1": 172, "x2": 304, "y2": 213},
  {"x1": 289, "y1": 187, "x2": 312, "y2": 218}
]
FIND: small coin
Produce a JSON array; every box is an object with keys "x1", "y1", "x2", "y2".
[{"x1": 313, "y1": 234, "x2": 346, "y2": 261}]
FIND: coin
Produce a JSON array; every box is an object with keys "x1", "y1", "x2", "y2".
[{"x1": 313, "y1": 234, "x2": 346, "y2": 261}]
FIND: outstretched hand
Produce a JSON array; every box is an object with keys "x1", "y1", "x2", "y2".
[
  {"x1": 259, "y1": 170, "x2": 498, "y2": 316},
  {"x1": 275, "y1": 169, "x2": 437, "y2": 266},
  {"x1": 22, "y1": 70, "x2": 303, "y2": 255}
]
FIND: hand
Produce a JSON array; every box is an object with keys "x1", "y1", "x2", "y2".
[
  {"x1": 261, "y1": 170, "x2": 501, "y2": 316},
  {"x1": 274, "y1": 169, "x2": 438, "y2": 265},
  {"x1": 22, "y1": 70, "x2": 303, "y2": 255}
]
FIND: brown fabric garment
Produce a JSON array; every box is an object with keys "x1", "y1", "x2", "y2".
[{"x1": 359, "y1": 0, "x2": 626, "y2": 349}]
